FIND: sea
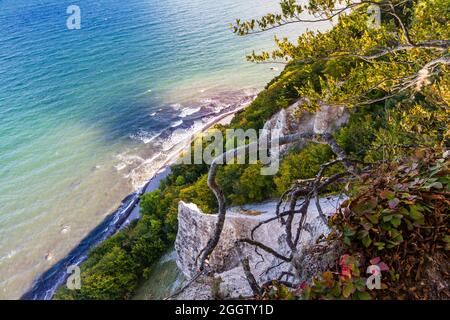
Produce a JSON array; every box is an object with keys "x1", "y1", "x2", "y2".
[{"x1": 0, "y1": 0, "x2": 331, "y2": 299}]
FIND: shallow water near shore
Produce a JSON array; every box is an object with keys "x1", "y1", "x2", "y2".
[{"x1": 0, "y1": 0, "x2": 330, "y2": 299}]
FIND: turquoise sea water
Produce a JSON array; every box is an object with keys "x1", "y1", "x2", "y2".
[{"x1": 0, "y1": 0, "x2": 329, "y2": 298}]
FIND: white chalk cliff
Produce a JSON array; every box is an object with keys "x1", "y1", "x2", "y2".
[
  {"x1": 263, "y1": 100, "x2": 349, "y2": 135},
  {"x1": 174, "y1": 197, "x2": 344, "y2": 299},
  {"x1": 173, "y1": 101, "x2": 349, "y2": 299}
]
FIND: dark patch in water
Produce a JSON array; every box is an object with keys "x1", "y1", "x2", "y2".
[
  {"x1": 21, "y1": 167, "x2": 172, "y2": 300},
  {"x1": 20, "y1": 91, "x2": 255, "y2": 300}
]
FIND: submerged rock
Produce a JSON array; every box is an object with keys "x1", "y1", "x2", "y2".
[{"x1": 44, "y1": 252, "x2": 53, "y2": 261}]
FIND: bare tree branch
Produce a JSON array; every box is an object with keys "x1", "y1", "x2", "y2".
[
  {"x1": 238, "y1": 238, "x2": 292, "y2": 262},
  {"x1": 198, "y1": 132, "x2": 328, "y2": 270},
  {"x1": 235, "y1": 243, "x2": 263, "y2": 296},
  {"x1": 198, "y1": 130, "x2": 358, "y2": 271}
]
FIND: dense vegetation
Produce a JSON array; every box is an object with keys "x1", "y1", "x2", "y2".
[
  {"x1": 55, "y1": 71, "x2": 361, "y2": 300},
  {"x1": 56, "y1": 0, "x2": 448, "y2": 300},
  {"x1": 233, "y1": 0, "x2": 449, "y2": 300}
]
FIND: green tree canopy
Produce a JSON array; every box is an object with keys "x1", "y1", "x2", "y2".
[{"x1": 233, "y1": 0, "x2": 449, "y2": 109}]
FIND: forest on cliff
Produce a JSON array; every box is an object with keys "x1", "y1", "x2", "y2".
[{"x1": 56, "y1": 0, "x2": 449, "y2": 300}]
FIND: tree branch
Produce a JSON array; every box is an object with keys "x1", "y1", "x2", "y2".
[{"x1": 235, "y1": 243, "x2": 263, "y2": 296}]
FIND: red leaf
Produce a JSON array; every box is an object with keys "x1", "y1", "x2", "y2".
[
  {"x1": 341, "y1": 266, "x2": 352, "y2": 279},
  {"x1": 370, "y1": 257, "x2": 381, "y2": 265},
  {"x1": 339, "y1": 254, "x2": 350, "y2": 266},
  {"x1": 378, "y1": 262, "x2": 389, "y2": 271}
]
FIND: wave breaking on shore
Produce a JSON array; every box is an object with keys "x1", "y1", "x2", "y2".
[{"x1": 21, "y1": 89, "x2": 257, "y2": 300}]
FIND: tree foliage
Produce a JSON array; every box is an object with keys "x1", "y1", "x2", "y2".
[
  {"x1": 56, "y1": 0, "x2": 449, "y2": 300},
  {"x1": 298, "y1": 148, "x2": 449, "y2": 300},
  {"x1": 234, "y1": 0, "x2": 449, "y2": 109},
  {"x1": 225, "y1": 0, "x2": 449, "y2": 301}
]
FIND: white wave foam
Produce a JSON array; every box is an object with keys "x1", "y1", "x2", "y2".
[
  {"x1": 0, "y1": 249, "x2": 18, "y2": 265},
  {"x1": 179, "y1": 107, "x2": 201, "y2": 118},
  {"x1": 170, "y1": 103, "x2": 182, "y2": 110},
  {"x1": 130, "y1": 129, "x2": 162, "y2": 144},
  {"x1": 115, "y1": 163, "x2": 127, "y2": 171},
  {"x1": 200, "y1": 98, "x2": 213, "y2": 104},
  {"x1": 162, "y1": 120, "x2": 204, "y2": 152},
  {"x1": 60, "y1": 225, "x2": 71, "y2": 234},
  {"x1": 125, "y1": 152, "x2": 164, "y2": 188},
  {"x1": 115, "y1": 153, "x2": 145, "y2": 172},
  {"x1": 170, "y1": 120, "x2": 183, "y2": 128},
  {"x1": 8, "y1": 250, "x2": 16, "y2": 258},
  {"x1": 214, "y1": 103, "x2": 230, "y2": 113}
]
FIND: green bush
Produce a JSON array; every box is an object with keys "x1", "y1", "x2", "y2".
[
  {"x1": 78, "y1": 246, "x2": 139, "y2": 300},
  {"x1": 180, "y1": 174, "x2": 217, "y2": 213},
  {"x1": 334, "y1": 106, "x2": 384, "y2": 158},
  {"x1": 217, "y1": 163, "x2": 277, "y2": 205},
  {"x1": 230, "y1": 62, "x2": 324, "y2": 130},
  {"x1": 274, "y1": 144, "x2": 336, "y2": 194}
]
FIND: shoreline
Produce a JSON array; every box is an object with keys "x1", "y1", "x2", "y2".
[{"x1": 21, "y1": 93, "x2": 254, "y2": 300}]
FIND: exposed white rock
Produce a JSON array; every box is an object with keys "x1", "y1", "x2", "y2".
[
  {"x1": 262, "y1": 100, "x2": 350, "y2": 152},
  {"x1": 175, "y1": 202, "x2": 240, "y2": 278},
  {"x1": 174, "y1": 196, "x2": 344, "y2": 299},
  {"x1": 172, "y1": 99, "x2": 349, "y2": 299}
]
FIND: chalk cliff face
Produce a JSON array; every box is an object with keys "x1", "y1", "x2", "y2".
[
  {"x1": 173, "y1": 101, "x2": 348, "y2": 299},
  {"x1": 263, "y1": 100, "x2": 350, "y2": 136},
  {"x1": 175, "y1": 202, "x2": 241, "y2": 278},
  {"x1": 174, "y1": 198, "x2": 343, "y2": 299},
  {"x1": 261, "y1": 100, "x2": 349, "y2": 156}
]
